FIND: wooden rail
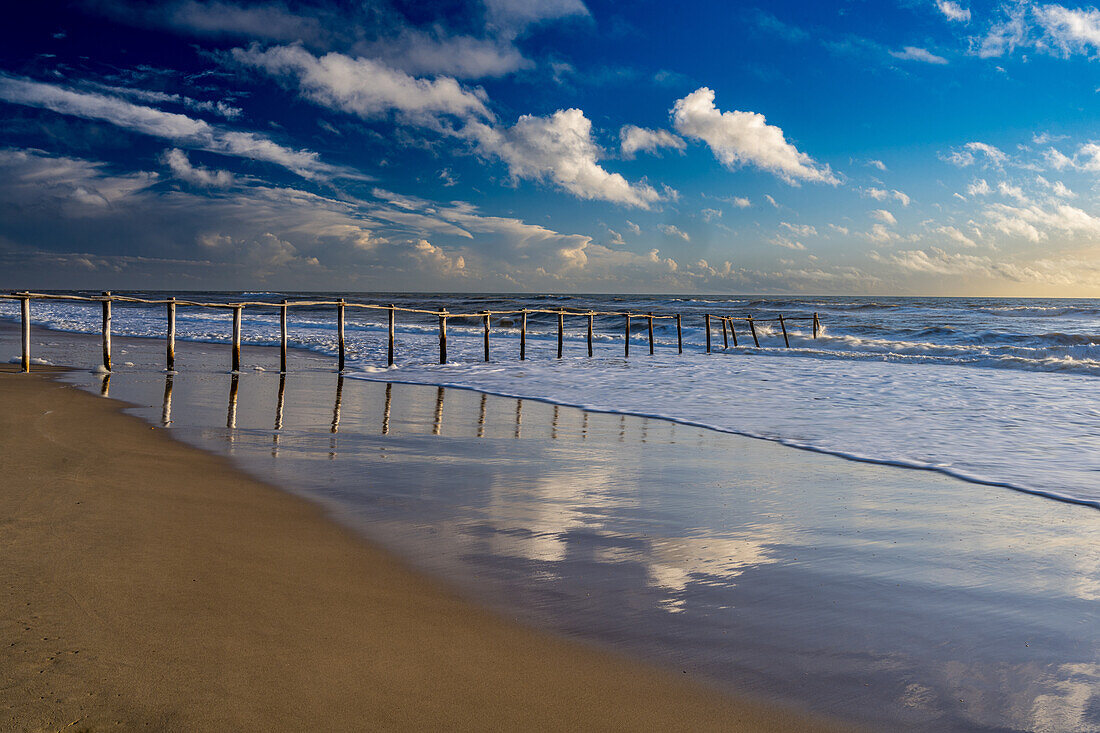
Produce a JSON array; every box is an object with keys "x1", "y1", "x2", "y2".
[{"x1": 3, "y1": 291, "x2": 821, "y2": 373}]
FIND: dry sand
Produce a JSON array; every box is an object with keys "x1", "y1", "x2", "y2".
[{"x1": 0, "y1": 367, "x2": 852, "y2": 732}]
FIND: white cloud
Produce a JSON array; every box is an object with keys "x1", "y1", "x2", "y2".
[
  {"x1": 0, "y1": 74, "x2": 343, "y2": 180},
  {"x1": 780, "y1": 221, "x2": 817, "y2": 237},
  {"x1": 482, "y1": 0, "x2": 590, "y2": 36},
  {"x1": 941, "y1": 149, "x2": 976, "y2": 167},
  {"x1": 230, "y1": 45, "x2": 493, "y2": 127},
  {"x1": 866, "y1": 187, "x2": 889, "y2": 201},
  {"x1": 828, "y1": 223, "x2": 850, "y2": 235},
  {"x1": 870, "y1": 209, "x2": 897, "y2": 225},
  {"x1": 624, "y1": 220, "x2": 641, "y2": 235},
  {"x1": 619, "y1": 125, "x2": 686, "y2": 158},
  {"x1": 671, "y1": 87, "x2": 838, "y2": 185},
  {"x1": 967, "y1": 178, "x2": 992, "y2": 195},
  {"x1": 867, "y1": 159, "x2": 888, "y2": 171},
  {"x1": 770, "y1": 235, "x2": 806, "y2": 250},
  {"x1": 937, "y1": 1, "x2": 971, "y2": 23},
  {"x1": 700, "y1": 207, "x2": 722, "y2": 222},
  {"x1": 730, "y1": 196, "x2": 752, "y2": 208},
  {"x1": 765, "y1": 194, "x2": 779, "y2": 207},
  {"x1": 658, "y1": 223, "x2": 690, "y2": 241},
  {"x1": 893, "y1": 189, "x2": 911, "y2": 206},
  {"x1": 937, "y1": 225, "x2": 978, "y2": 248},
  {"x1": 361, "y1": 30, "x2": 531, "y2": 79},
  {"x1": 86, "y1": 81, "x2": 242, "y2": 119},
  {"x1": 889, "y1": 46, "x2": 949, "y2": 64},
  {"x1": 161, "y1": 148, "x2": 235, "y2": 187},
  {"x1": 0, "y1": 148, "x2": 159, "y2": 213},
  {"x1": 1035, "y1": 4, "x2": 1100, "y2": 55},
  {"x1": 984, "y1": 201, "x2": 1100, "y2": 242},
  {"x1": 468, "y1": 109, "x2": 662, "y2": 208},
  {"x1": 998, "y1": 180, "x2": 1029, "y2": 203},
  {"x1": 1044, "y1": 142, "x2": 1100, "y2": 173}
]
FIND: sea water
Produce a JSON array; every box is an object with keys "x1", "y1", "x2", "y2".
[{"x1": 2, "y1": 292, "x2": 1098, "y2": 507}]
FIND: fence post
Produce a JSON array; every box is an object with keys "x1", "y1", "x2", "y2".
[
  {"x1": 19, "y1": 294, "x2": 30, "y2": 373},
  {"x1": 166, "y1": 297, "x2": 176, "y2": 371},
  {"x1": 280, "y1": 300, "x2": 288, "y2": 373},
  {"x1": 779, "y1": 314, "x2": 790, "y2": 348},
  {"x1": 587, "y1": 313, "x2": 594, "y2": 357},
  {"x1": 813, "y1": 312, "x2": 820, "y2": 339},
  {"x1": 648, "y1": 312, "x2": 654, "y2": 355},
  {"x1": 520, "y1": 310, "x2": 527, "y2": 360},
  {"x1": 721, "y1": 317, "x2": 729, "y2": 349},
  {"x1": 337, "y1": 299, "x2": 346, "y2": 371},
  {"x1": 624, "y1": 314, "x2": 630, "y2": 357},
  {"x1": 557, "y1": 310, "x2": 565, "y2": 358},
  {"x1": 705, "y1": 314, "x2": 711, "y2": 354},
  {"x1": 101, "y1": 292, "x2": 112, "y2": 372},
  {"x1": 438, "y1": 309, "x2": 448, "y2": 364},
  {"x1": 483, "y1": 311, "x2": 490, "y2": 362},
  {"x1": 729, "y1": 317, "x2": 738, "y2": 347},
  {"x1": 676, "y1": 314, "x2": 682, "y2": 354},
  {"x1": 231, "y1": 305, "x2": 242, "y2": 372},
  {"x1": 388, "y1": 304, "x2": 395, "y2": 366},
  {"x1": 748, "y1": 316, "x2": 760, "y2": 347}
]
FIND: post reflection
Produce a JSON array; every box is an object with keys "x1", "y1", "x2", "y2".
[
  {"x1": 382, "y1": 382, "x2": 392, "y2": 435},
  {"x1": 330, "y1": 374, "x2": 344, "y2": 458},
  {"x1": 477, "y1": 393, "x2": 487, "y2": 438},
  {"x1": 227, "y1": 373, "x2": 239, "y2": 431},
  {"x1": 552, "y1": 404, "x2": 560, "y2": 439},
  {"x1": 99, "y1": 373, "x2": 110, "y2": 397},
  {"x1": 514, "y1": 398, "x2": 523, "y2": 439},
  {"x1": 273, "y1": 373, "x2": 286, "y2": 457},
  {"x1": 161, "y1": 374, "x2": 173, "y2": 427},
  {"x1": 432, "y1": 385, "x2": 444, "y2": 436}
]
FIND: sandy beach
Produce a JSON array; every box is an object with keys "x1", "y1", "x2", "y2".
[{"x1": 0, "y1": 365, "x2": 850, "y2": 731}]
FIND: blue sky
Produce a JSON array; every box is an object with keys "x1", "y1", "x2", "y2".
[{"x1": 2, "y1": 0, "x2": 1100, "y2": 294}]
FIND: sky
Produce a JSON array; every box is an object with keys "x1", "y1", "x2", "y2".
[{"x1": 2, "y1": 0, "x2": 1100, "y2": 295}]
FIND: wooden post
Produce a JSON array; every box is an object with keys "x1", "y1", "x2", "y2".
[
  {"x1": 813, "y1": 312, "x2": 820, "y2": 339},
  {"x1": 231, "y1": 305, "x2": 242, "y2": 372},
  {"x1": 557, "y1": 310, "x2": 564, "y2": 358},
  {"x1": 520, "y1": 310, "x2": 527, "y2": 360},
  {"x1": 729, "y1": 317, "x2": 738, "y2": 347},
  {"x1": 337, "y1": 299, "x2": 346, "y2": 371},
  {"x1": 648, "y1": 312, "x2": 654, "y2": 355},
  {"x1": 587, "y1": 313, "x2": 594, "y2": 357},
  {"x1": 483, "y1": 311, "x2": 491, "y2": 362},
  {"x1": 705, "y1": 314, "x2": 711, "y2": 354},
  {"x1": 101, "y1": 291, "x2": 112, "y2": 372},
  {"x1": 779, "y1": 314, "x2": 790, "y2": 348},
  {"x1": 19, "y1": 295, "x2": 29, "y2": 373},
  {"x1": 387, "y1": 304, "x2": 395, "y2": 366},
  {"x1": 748, "y1": 316, "x2": 760, "y2": 347},
  {"x1": 438, "y1": 309, "x2": 448, "y2": 364},
  {"x1": 721, "y1": 317, "x2": 729, "y2": 349},
  {"x1": 280, "y1": 299, "x2": 288, "y2": 373},
  {"x1": 166, "y1": 297, "x2": 176, "y2": 372},
  {"x1": 624, "y1": 314, "x2": 630, "y2": 357},
  {"x1": 676, "y1": 314, "x2": 682, "y2": 354}
]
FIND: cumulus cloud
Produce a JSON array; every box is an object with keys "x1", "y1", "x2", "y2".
[
  {"x1": 658, "y1": 223, "x2": 690, "y2": 241},
  {"x1": 936, "y1": 1, "x2": 971, "y2": 23},
  {"x1": 983, "y1": 201, "x2": 1100, "y2": 242},
  {"x1": 867, "y1": 159, "x2": 888, "y2": 171},
  {"x1": 889, "y1": 46, "x2": 949, "y2": 64},
  {"x1": 865, "y1": 187, "x2": 910, "y2": 205},
  {"x1": 770, "y1": 235, "x2": 806, "y2": 250},
  {"x1": 1034, "y1": 4, "x2": 1100, "y2": 55},
  {"x1": 937, "y1": 225, "x2": 978, "y2": 248},
  {"x1": 0, "y1": 148, "x2": 158, "y2": 213},
  {"x1": 468, "y1": 109, "x2": 662, "y2": 208},
  {"x1": 619, "y1": 125, "x2": 686, "y2": 158},
  {"x1": 870, "y1": 209, "x2": 897, "y2": 225},
  {"x1": 0, "y1": 73, "x2": 344, "y2": 180},
  {"x1": 160, "y1": 148, "x2": 235, "y2": 187},
  {"x1": 780, "y1": 221, "x2": 817, "y2": 237},
  {"x1": 967, "y1": 178, "x2": 992, "y2": 195},
  {"x1": 230, "y1": 45, "x2": 493, "y2": 127},
  {"x1": 997, "y1": 180, "x2": 1029, "y2": 203},
  {"x1": 671, "y1": 87, "x2": 838, "y2": 185}
]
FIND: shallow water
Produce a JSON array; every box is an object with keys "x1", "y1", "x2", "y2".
[
  {"x1": 7, "y1": 325, "x2": 1099, "y2": 732},
  {"x1": 3, "y1": 292, "x2": 1099, "y2": 507}
]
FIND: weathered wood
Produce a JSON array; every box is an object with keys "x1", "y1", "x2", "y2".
[
  {"x1": 557, "y1": 310, "x2": 564, "y2": 358},
  {"x1": 721, "y1": 317, "x2": 729, "y2": 349},
  {"x1": 779, "y1": 314, "x2": 790, "y2": 348},
  {"x1": 387, "y1": 304, "x2": 395, "y2": 366},
  {"x1": 624, "y1": 314, "x2": 630, "y2": 357},
  {"x1": 748, "y1": 316, "x2": 760, "y2": 347},
  {"x1": 231, "y1": 305, "x2": 242, "y2": 372},
  {"x1": 337, "y1": 299, "x2": 346, "y2": 371},
  {"x1": 676, "y1": 313, "x2": 682, "y2": 354},
  {"x1": 587, "y1": 313, "x2": 594, "y2": 357},
  {"x1": 438, "y1": 309, "x2": 448, "y2": 364},
  {"x1": 483, "y1": 311, "x2": 491, "y2": 362},
  {"x1": 705, "y1": 314, "x2": 711, "y2": 353},
  {"x1": 813, "y1": 312, "x2": 820, "y2": 339},
  {"x1": 520, "y1": 310, "x2": 527, "y2": 360},
  {"x1": 19, "y1": 295, "x2": 29, "y2": 373},
  {"x1": 101, "y1": 292, "x2": 112, "y2": 372},
  {"x1": 648, "y1": 312, "x2": 654, "y2": 355},
  {"x1": 166, "y1": 297, "x2": 176, "y2": 372},
  {"x1": 729, "y1": 317, "x2": 738, "y2": 347},
  {"x1": 280, "y1": 300, "x2": 288, "y2": 373}
]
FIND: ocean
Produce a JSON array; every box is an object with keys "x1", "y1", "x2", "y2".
[{"x1": 4, "y1": 291, "x2": 1098, "y2": 508}]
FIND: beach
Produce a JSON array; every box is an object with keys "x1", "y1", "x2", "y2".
[{"x1": 0, "y1": 365, "x2": 847, "y2": 731}]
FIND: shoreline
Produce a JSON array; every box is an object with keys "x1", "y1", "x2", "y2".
[{"x1": 0, "y1": 366, "x2": 850, "y2": 731}]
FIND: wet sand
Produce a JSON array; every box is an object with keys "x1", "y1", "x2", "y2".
[{"x1": 0, "y1": 366, "x2": 849, "y2": 731}]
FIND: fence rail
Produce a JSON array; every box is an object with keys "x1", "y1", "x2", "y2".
[{"x1": 3, "y1": 291, "x2": 822, "y2": 373}]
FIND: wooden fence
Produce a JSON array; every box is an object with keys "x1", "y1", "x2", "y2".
[{"x1": 2, "y1": 291, "x2": 821, "y2": 373}]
